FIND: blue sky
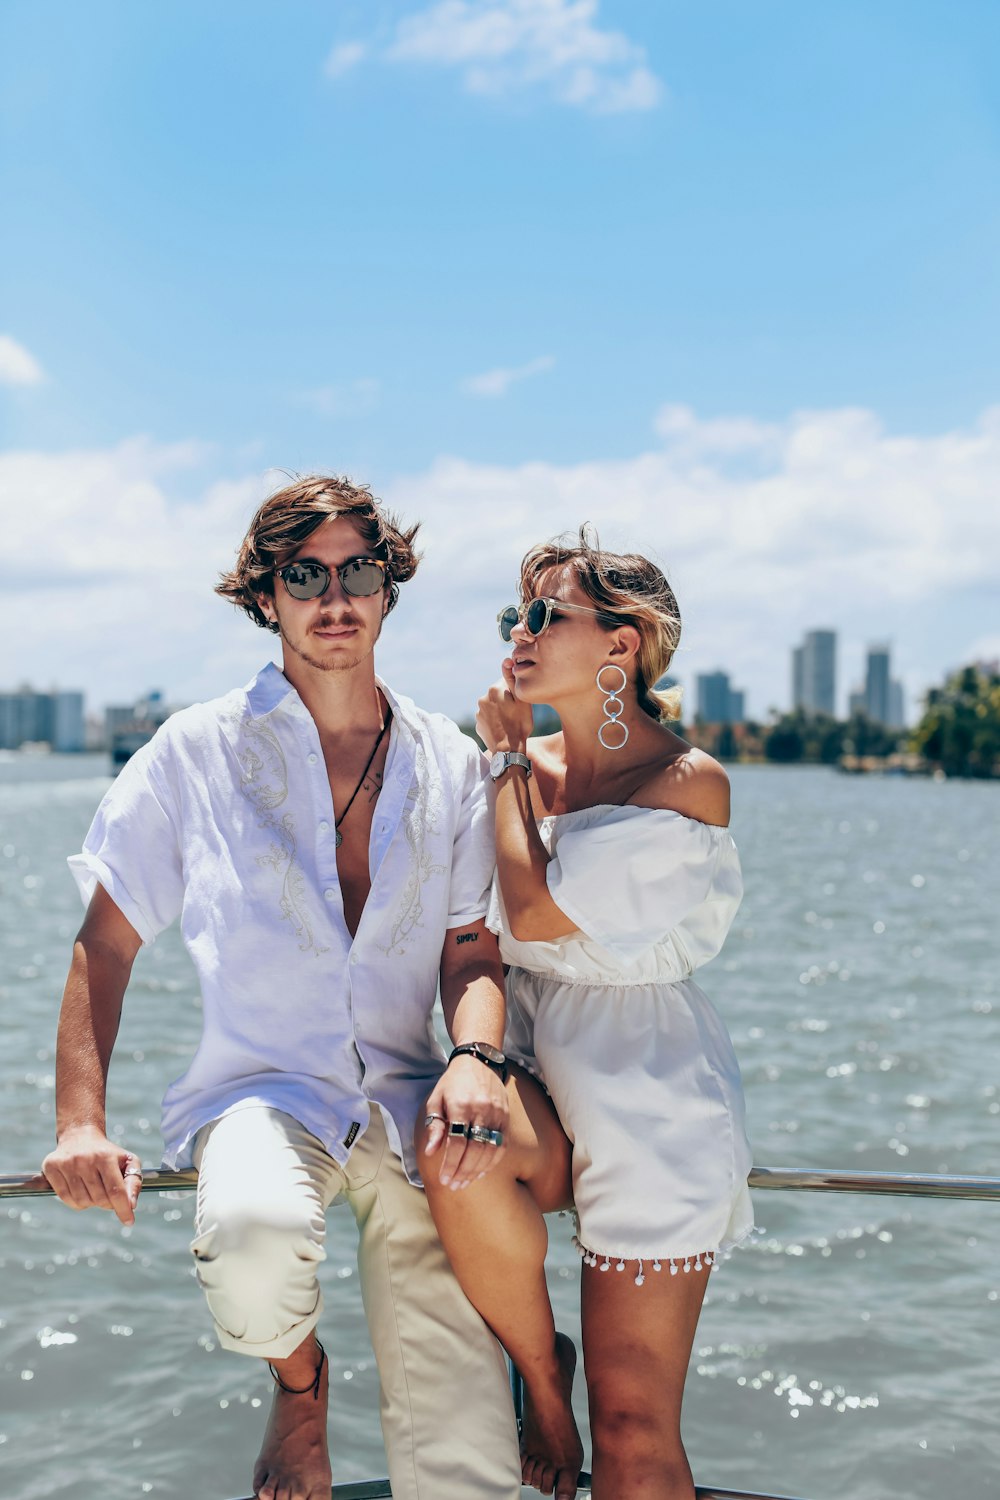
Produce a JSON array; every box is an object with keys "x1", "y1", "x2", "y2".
[{"x1": 2, "y1": 1, "x2": 999, "y2": 722}]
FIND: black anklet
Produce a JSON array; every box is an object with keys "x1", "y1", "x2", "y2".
[{"x1": 268, "y1": 1339, "x2": 326, "y2": 1401}]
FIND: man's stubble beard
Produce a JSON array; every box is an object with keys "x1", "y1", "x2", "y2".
[{"x1": 278, "y1": 617, "x2": 382, "y2": 676}]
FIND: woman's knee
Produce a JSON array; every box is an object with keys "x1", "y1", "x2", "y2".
[{"x1": 588, "y1": 1390, "x2": 685, "y2": 1475}]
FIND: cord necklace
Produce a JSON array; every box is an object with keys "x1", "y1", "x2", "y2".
[{"x1": 335, "y1": 712, "x2": 391, "y2": 849}]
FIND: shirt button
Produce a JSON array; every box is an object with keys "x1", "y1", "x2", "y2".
[
  {"x1": 324, "y1": 889, "x2": 336, "y2": 901},
  {"x1": 319, "y1": 820, "x2": 329, "y2": 832},
  {"x1": 308, "y1": 752, "x2": 318, "y2": 765},
  {"x1": 350, "y1": 953, "x2": 359, "y2": 965}
]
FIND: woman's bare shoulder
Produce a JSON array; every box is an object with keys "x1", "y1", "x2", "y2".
[{"x1": 630, "y1": 742, "x2": 731, "y2": 828}]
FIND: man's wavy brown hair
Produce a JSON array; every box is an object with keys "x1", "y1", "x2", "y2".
[{"x1": 216, "y1": 474, "x2": 421, "y2": 633}]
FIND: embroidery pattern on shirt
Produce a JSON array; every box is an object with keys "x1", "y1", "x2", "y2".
[
  {"x1": 380, "y1": 740, "x2": 446, "y2": 955},
  {"x1": 236, "y1": 716, "x2": 330, "y2": 955}
]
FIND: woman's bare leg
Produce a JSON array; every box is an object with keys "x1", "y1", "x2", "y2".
[
  {"x1": 581, "y1": 1258, "x2": 710, "y2": 1500},
  {"x1": 417, "y1": 1070, "x2": 582, "y2": 1499}
]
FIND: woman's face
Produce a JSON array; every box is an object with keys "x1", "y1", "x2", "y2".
[{"x1": 506, "y1": 564, "x2": 617, "y2": 704}]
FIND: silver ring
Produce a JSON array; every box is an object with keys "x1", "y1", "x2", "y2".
[
  {"x1": 423, "y1": 1113, "x2": 446, "y2": 1128},
  {"x1": 448, "y1": 1121, "x2": 469, "y2": 1139},
  {"x1": 123, "y1": 1169, "x2": 143, "y2": 1180},
  {"x1": 467, "y1": 1125, "x2": 504, "y2": 1147}
]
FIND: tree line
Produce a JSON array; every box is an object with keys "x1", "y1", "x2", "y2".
[{"x1": 460, "y1": 665, "x2": 1000, "y2": 779}]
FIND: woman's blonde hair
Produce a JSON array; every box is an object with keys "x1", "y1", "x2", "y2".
[{"x1": 519, "y1": 528, "x2": 683, "y2": 721}]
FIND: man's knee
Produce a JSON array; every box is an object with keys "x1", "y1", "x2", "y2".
[
  {"x1": 194, "y1": 1185, "x2": 324, "y2": 1258},
  {"x1": 191, "y1": 1195, "x2": 326, "y2": 1340}
]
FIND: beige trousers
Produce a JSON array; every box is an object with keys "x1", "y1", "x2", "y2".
[{"x1": 190, "y1": 1104, "x2": 521, "y2": 1500}]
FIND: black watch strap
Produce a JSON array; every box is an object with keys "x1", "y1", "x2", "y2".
[{"x1": 448, "y1": 1043, "x2": 510, "y2": 1085}]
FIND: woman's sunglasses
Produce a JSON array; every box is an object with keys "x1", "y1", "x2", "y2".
[
  {"x1": 276, "y1": 556, "x2": 388, "y2": 601},
  {"x1": 497, "y1": 597, "x2": 616, "y2": 643}
]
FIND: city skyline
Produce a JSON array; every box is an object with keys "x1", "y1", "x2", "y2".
[{"x1": 2, "y1": 4, "x2": 998, "y2": 723}]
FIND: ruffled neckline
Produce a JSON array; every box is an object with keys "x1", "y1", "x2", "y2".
[{"x1": 537, "y1": 803, "x2": 730, "y2": 833}]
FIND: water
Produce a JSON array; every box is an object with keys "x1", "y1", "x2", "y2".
[{"x1": 1, "y1": 756, "x2": 997, "y2": 1500}]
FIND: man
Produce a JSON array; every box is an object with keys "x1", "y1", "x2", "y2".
[{"x1": 41, "y1": 475, "x2": 522, "y2": 1500}]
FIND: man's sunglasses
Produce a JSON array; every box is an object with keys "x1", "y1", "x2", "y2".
[
  {"x1": 497, "y1": 597, "x2": 616, "y2": 643},
  {"x1": 275, "y1": 556, "x2": 389, "y2": 601}
]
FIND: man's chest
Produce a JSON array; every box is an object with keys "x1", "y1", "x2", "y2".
[{"x1": 203, "y1": 713, "x2": 452, "y2": 952}]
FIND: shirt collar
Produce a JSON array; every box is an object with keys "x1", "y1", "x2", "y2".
[
  {"x1": 244, "y1": 661, "x2": 296, "y2": 718},
  {"x1": 243, "y1": 661, "x2": 419, "y2": 741}
]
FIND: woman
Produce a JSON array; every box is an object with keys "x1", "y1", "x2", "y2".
[{"x1": 417, "y1": 532, "x2": 753, "y2": 1500}]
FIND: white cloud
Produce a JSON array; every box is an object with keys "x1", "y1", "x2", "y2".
[
  {"x1": 0, "y1": 335, "x2": 45, "y2": 387},
  {"x1": 461, "y1": 354, "x2": 555, "y2": 398},
  {"x1": 3, "y1": 405, "x2": 999, "y2": 723},
  {"x1": 328, "y1": 0, "x2": 663, "y2": 114},
  {"x1": 654, "y1": 402, "x2": 782, "y2": 457},
  {"x1": 0, "y1": 439, "x2": 269, "y2": 707},
  {"x1": 325, "y1": 41, "x2": 368, "y2": 78},
  {"x1": 293, "y1": 379, "x2": 380, "y2": 419},
  {"x1": 381, "y1": 404, "x2": 1000, "y2": 720}
]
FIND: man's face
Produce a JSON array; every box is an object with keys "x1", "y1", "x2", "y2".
[{"x1": 261, "y1": 515, "x2": 390, "y2": 676}]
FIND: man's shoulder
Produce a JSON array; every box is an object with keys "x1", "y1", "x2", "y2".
[
  {"x1": 393, "y1": 693, "x2": 481, "y2": 768},
  {"x1": 139, "y1": 683, "x2": 255, "y2": 766}
]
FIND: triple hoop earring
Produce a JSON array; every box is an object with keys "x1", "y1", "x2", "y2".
[{"x1": 596, "y1": 664, "x2": 629, "y2": 750}]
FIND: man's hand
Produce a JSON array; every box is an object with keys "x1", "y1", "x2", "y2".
[
  {"x1": 41, "y1": 1124, "x2": 142, "y2": 1226},
  {"x1": 422, "y1": 1055, "x2": 509, "y2": 1190}
]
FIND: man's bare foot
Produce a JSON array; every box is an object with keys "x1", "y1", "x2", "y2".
[
  {"x1": 520, "y1": 1331, "x2": 584, "y2": 1500},
  {"x1": 254, "y1": 1336, "x2": 332, "y2": 1500}
]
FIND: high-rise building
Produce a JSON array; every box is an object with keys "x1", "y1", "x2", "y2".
[
  {"x1": 865, "y1": 645, "x2": 891, "y2": 726},
  {"x1": 850, "y1": 645, "x2": 905, "y2": 727},
  {"x1": 696, "y1": 671, "x2": 746, "y2": 723},
  {"x1": 0, "y1": 686, "x2": 82, "y2": 749},
  {"x1": 52, "y1": 691, "x2": 85, "y2": 752},
  {"x1": 792, "y1": 645, "x2": 805, "y2": 712},
  {"x1": 791, "y1": 630, "x2": 837, "y2": 716}
]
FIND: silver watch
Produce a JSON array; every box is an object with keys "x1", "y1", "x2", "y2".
[{"x1": 489, "y1": 751, "x2": 532, "y2": 782}]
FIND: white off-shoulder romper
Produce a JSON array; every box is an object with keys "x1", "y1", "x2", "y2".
[{"x1": 487, "y1": 804, "x2": 754, "y2": 1285}]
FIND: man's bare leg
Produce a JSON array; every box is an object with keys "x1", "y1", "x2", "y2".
[{"x1": 254, "y1": 1332, "x2": 332, "y2": 1500}]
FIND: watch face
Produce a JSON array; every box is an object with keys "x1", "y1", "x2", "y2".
[
  {"x1": 489, "y1": 751, "x2": 507, "y2": 777},
  {"x1": 476, "y1": 1043, "x2": 506, "y2": 1065}
]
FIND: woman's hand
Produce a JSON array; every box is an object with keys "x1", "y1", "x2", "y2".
[{"x1": 476, "y1": 660, "x2": 534, "y2": 755}]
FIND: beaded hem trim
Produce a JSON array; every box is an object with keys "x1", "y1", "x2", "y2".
[{"x1": 573, "y1": 1234, "x2": 717, "y2": 1286}]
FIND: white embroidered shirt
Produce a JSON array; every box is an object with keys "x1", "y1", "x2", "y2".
[{"x1": 68, "y1": 663, "x2": 494, "y2": 1179}]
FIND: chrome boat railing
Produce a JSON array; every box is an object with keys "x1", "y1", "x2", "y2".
[
  {"x1": 5, "y1": 1163, "x2": 996, "y2": 1499},
  {"x1": 5, "y1": 1163, "x2": 1000, "y2": 1201},
  {"x1": 227, "y1": 1485, "x2": 804, "y2": 1500}
]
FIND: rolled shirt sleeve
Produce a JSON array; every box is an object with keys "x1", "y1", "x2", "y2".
[
  {"x1": 444, "y1": 734, "x2": 495, "y2": 929},
  {"x1": 68, "y1": 733, "x2": 185, "y2": 945}
]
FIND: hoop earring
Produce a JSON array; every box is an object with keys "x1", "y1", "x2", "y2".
[{"x1": 596, "y1": 664, "x2": 629, "y2": 750}]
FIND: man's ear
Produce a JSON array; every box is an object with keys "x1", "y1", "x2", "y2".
[{"x1": 256, "y1": 592, "x2": 277, "y2": 625}]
